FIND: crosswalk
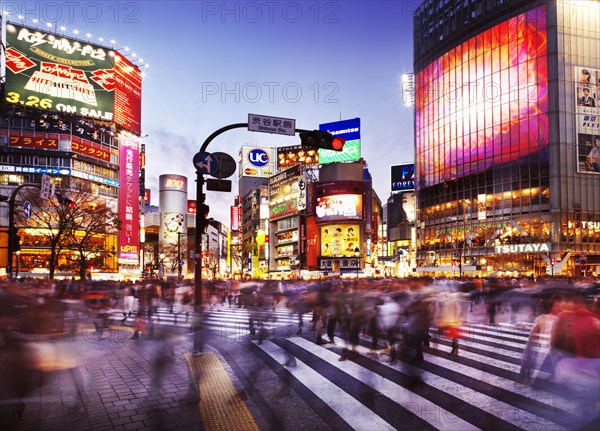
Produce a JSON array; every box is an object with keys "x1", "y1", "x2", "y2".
[
  {"x1": 109, "y1": 304, "x2": 308, "y2": 339},
  {"x1": 246, "y1": 322, "x2": 591, "y2": 431},
  {"x1": 108, "y1": 305, "x2": 596, "y2": 430}
]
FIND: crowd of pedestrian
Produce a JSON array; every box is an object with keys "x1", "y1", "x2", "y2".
[{"x1": 1, "y1": 274, "x2": 599, "y2": 428}]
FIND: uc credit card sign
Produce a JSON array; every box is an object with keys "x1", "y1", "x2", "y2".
[
  {"x1": 319, "y1": 118, "x2": 361, "y2": 164},
  {"x1": 240, "y1": 146, "x2": 276, "y2": 178}
]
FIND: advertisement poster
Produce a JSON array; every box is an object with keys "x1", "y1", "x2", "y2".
[
  {"x1": 277, "y1": 145, "x2": 319, "y2": 169},
  {"x1": 391, "y1": 164, "x2": 415, "y2": 191},
  {"x1": 316, "y1": 194, "x2": 363, "y2": 222},
  {"x1": 5, "y1": 23, "x2": 142, "y2": 134},
  {"x1": 118, "y1": 136, "x2": 140, "y2": 263},
  {"x1": 269, "y1": 165, "x2": 301, "y2": 220},
  {"x1": 320, "y1": 224, "x2": 360, "y2": 257},
  {"x1": 574, "y1": 66, "x2": 600, "y2": 174}
]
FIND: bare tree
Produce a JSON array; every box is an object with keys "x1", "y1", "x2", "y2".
[
  {"x1": 17, "y1": 188, "x2": 75, "y2": 279},
  {"x1": 64, "y1": 191, "x2": 121, "y2": 279},
  {"x1": 16, "y1": 184, "x2": 120, "y2": 279}
]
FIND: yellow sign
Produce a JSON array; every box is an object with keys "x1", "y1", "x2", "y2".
[{"x1": 320, "y1": 224, "x2": 360, "y2": 257}]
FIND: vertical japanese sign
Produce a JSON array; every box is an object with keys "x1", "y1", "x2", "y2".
[{"x1": 118, "y1": 136, "x2": 140, "y2": 263}]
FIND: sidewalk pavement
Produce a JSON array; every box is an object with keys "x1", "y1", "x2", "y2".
[{"x1": 2, "y1": 324, "x2": 203, "y2": 431}]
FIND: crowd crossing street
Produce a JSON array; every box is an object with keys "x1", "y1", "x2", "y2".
[{"x1": 2, "y1": 277, "x2": 598, "y2": 430}]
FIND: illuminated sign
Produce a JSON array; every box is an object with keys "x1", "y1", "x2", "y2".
[
  {"x1": 415, "y1": 6, "x2": 549, "y2": 188},
  {"x1": 144, "y1": 189, "x2": 151, "y2": 204},
  {"x1": 164, "y1": 177, "x2": 186, "y2": 190},
  {"x1": 320, "y1": 224, "x2": 360, "y2": 257},
  {"x1": 494, "y1": 243, "x2": 550, "y2": 254},
  {"x1": 316, "y1": 194, "x2": 363, "y2": 222},
  {"x1": 277, "y1": 145, "x2": 319, "y2": 169},
  {"x1": 240, "y1": 146, "x2": 276, "y2": 178},
  {"x1": 5, "y1": 23, "x2": 142, "y2": 134},
  {"x1": 391, "y1": 164, "x2": 415, "y2": 191},
  {"x1": 118, "y1": 136, "x2": 140, "y2": 262},
  {"x1": 574, "y1": 66, "x2": 600, "y2": 174},
  {"x1": 248, "y1": 148, "x2": 270, "y2": 167},
  {"x1": 231, "y1": 206, "x2": 240, "y2": 231},
  {"x1": 269, "y1": 165, "x2": 301, "y2": 220},
  {"x1": 319, "y1": 118, "x2": 361, "y2": 164}
]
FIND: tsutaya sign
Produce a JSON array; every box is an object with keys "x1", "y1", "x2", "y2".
[{"x1": 495, "y1": 243, "x2": 551, "y2": 254}]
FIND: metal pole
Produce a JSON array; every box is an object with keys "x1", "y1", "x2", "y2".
[
  {"x1": 177, "y1": 232, "x2": 182, "y2": 279},
  {"x1": 193, "y1": 174, "x2": 204, "y2": 355}
]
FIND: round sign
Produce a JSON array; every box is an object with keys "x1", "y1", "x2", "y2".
[
  {"x1": 247, "y1": 148, "x2": 269, "y2": 167},
  {"x1": 209, "y1": 152, "x2": 236, "y2": 179},
  {"x1": 193, "y1": 151, "x2": 218, "y2": 175}
]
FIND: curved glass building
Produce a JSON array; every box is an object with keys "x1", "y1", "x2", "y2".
[{"x1": 414, "y1": 0, "x2": 600, "y2": 277}]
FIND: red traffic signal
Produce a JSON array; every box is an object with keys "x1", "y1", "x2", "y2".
[
  {"x1": 299, "y1": 130, "x2": 345, "y2": 152},
  {"x1": 550, "y1": 258, "x2": 556, "y2": 266}
]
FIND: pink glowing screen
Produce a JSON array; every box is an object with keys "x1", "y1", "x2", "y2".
[{"x1": 415, "y1": 5, "x2": 548, "y2": 188}]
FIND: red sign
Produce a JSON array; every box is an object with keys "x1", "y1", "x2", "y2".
[
  {"x1": 231, "y1": 206, "x2": 240, "y2": 231},
  {"x1": 71, "y1": 137, "x2": 111, "y2": 162},
  {"x1": 10, "y1": 135, "x2": 57, "y2": 149},
  {"x1": 113, "y1": 54, "x2": 142, "y2": 135},
  {"x1": 305, "y1": 216, "x2": 319, "y2": 268},
  {"x1": 4, "y1": 47, "x2": 36, "y2": 73}
]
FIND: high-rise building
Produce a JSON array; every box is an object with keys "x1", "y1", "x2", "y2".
[
  {"x1": 414, "y1": 0, "x2": 600, "y2": 277},
  {"x1": 0, "y1": 20, "x2": 143, "y2": 279}
]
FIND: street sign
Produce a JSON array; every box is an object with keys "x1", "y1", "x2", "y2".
[
  {"x1": 206, "y1": 178, "x2": 232, "y2": 192},
  {"x1": 193, "y1": 151, "x2": 219, "y2": 175},
  {"x1": 209, "y1": 152, "x2": 236, "y2": 179},
  {"x1": 40, "y1": 174, "x2": 50, "y2": 200},
  {"x1": 23, "y1": 201, "x2": 32, "y2": 219},
  {"x1": 248, "y1": 113, "x2": 296, "y2": 136}
]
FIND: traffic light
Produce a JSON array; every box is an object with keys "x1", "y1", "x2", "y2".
[
  {"x1": 299, "y1": 130, "x2": 345, "y2": 151},
  {"x1": 9, "y1": 234, "x2": 21, "y2": 252},
  {"x1": 56, "y1": 194, "x2": 74, "y2": 208},
  {"x1": 198, "y1": 203, "x2": 210, "y2": 233},
  {"x1": 550, "y1": 258, "x2": 556, "y2": 266}
]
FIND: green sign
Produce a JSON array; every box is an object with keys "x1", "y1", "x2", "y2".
[{"x1": 319, "y1": 139, "x2": 361, "y2": 164}]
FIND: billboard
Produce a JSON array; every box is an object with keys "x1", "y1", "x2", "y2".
[
  {"x1": 391, "y1": 164, "x2": 415, "y2": 191},
  {"x1": 269, "y1": 165, "x2": 301, "y2": 220},
  {"x1": 318, "y1": 118, "x2": 361, "y2": 164},
  {"x1": 320, "y1": 224, "x2": 360, "y2": 257},
  {"x1": 240, "y1": 146, "x2": 276, "y2": 178},
  {"x1": 415, "y1": 6, "x2": 549, "y2": 188},
  {"x1": 316, "y1": 194, "x2": 363, "y2": 223},
  {"x1": 574, "y1": 66, "x2": 600, "y2": 174},
  {"x1": 231, "y1": 206, "x2": 241, "y2": 231},
  {"x1": 4, "y1": 23, "x2": 142, "y2": 134},
  {"x1": 118, "y1": 136, "x2": 140, "y2": 263},
  {"x1": 277, "y1": 145, "x2": 319, "y2": 169}
]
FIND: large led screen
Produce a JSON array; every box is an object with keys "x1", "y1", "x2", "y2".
[
  {"x1": 415, "y1": 6, "x2": 549, "y2": 188},
  {"x1": 4, "y1": 23, "x2": 142, "y2": 135}
]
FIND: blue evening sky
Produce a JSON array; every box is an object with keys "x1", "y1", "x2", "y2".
[{"x1": 2, "y1": 1, "x2": 418, "y2": 224}]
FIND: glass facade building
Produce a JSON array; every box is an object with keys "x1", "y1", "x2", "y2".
[{"x1": 414, "y1": 0, "x2": 600, "y2": 276}]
